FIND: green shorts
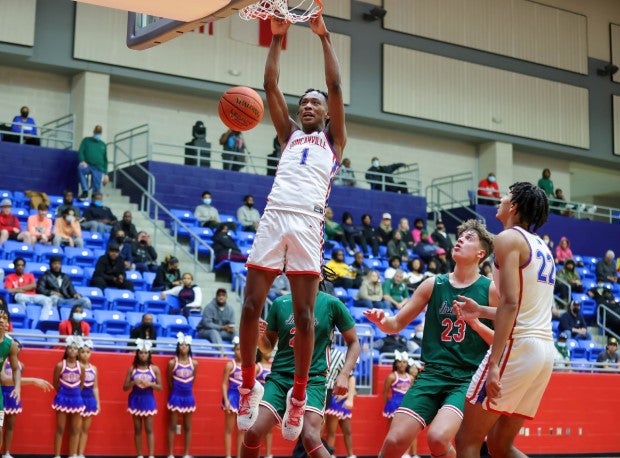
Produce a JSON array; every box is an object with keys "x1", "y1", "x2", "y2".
[
  {"x1": 398, "y1": 367, "x2": 472, "y2": 427},
  {"x1": 260, "y1": 373, "x2": 327, "y2": 424}
]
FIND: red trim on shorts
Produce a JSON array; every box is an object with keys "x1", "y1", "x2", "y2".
[
  {"x1": 286, "y1": 270, "x2": 320, "y2": 276},
  {"x1": 484, "y1": 404, "x2": 534, "y2": 420},
  {"x1": 394, "y1": 407, "x2": 426, "y2": 428},
  {"x1": 259, "y1": 400, "x2": 283, "y2": 425},
  {"x1": 246, "y1": 263, "x2": 282, "y2": 274}
]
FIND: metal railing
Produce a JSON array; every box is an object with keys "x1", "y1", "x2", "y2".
[
  {"x1": 426, "y1": 172, "x2": 484, "y2": 226},
  {"x1": 111, "y1": 125, "x2": 215, "y2": 275},
  {"x1": 0, "y1": 114, "x2": 74, "y2": 149},
  {"x1": 597, "y1": 302, "x2": 620, "y2": 342}
]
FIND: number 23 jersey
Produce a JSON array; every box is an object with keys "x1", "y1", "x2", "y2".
[{"x1": 265, "y1": 129, "x2": 340, "y2": 218}]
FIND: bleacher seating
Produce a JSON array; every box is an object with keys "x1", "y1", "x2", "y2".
[
  {"x1": 157, "y1": 314, "x2": 192, "y2": 337},
  {"x1": 8, "y1": 303, "x2": 28, "y2": 329},
  {"x1": 74, "y1": 286, "x2": 106, "y2": 310},
  {"x1": 136, "y1": 291, "x2": 169, "y2": 315},
  {"x1": 64, "y1": 247, "x2": 97, "y2": 267},
  {"x1": 104, "y1": 289, "x2": 139, "y2": 312},
  {"x1": 94, "y1": 310, "x2": 129, "y2": 335}
]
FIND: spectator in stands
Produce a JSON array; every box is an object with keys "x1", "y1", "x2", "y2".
[
  {"x1": 324, "y1": 207, "x2": 345, "y2": 246},
  {"x1": 266, "y1": 135, "x2": 281, "y2": 177},
  {"x1": 81, "y1": 192, "x2": 117, "y2": 233},
  {"x1": 382, "y1": 269, "x2": 410, "y2": 310},
  {"x1": 129, "y1": 313, "x2": 157, "y2": 344},
  {"x1": 411, "y1": 218, "x2": 431, "y2": 244},
  {"x1": 384, "y1": 255, "x2": 403, "y2": 280},
  {"x1": 377, "y1": 212, "x2": 394, "y2": 246},
  {"x1": 112, "y1": 211, "x2": 138, "y2": 241},
  {"x1": 558, "y1": 299, "x2": 591, "y2": 340},
  {"x1": 413, "y1": 231, "x2": 440, "y2": 263},
  {"x1": 476, "y1": 172, "x2": 500, "y2": 205},
  {"x1": 554, "y1": 236, "x2": 573, "y2": 265},
  {"x1": 0, "y1": 199, "x2": 34, "y2": 245},
  {"x1": 355, "y1": 269, "x2": 390, "y2": 309},
  {"x1": 334, "y1": 157, "x2": 356, "y2": 187},
  {"x1": 184, "y1": 120, "x2": 211, "y2": 168},
  {"x1": 426, "y1": 258, "x2": 440, "y2": 276},
  {"x1": 130, "y1": 231, "x2": 158, "y2": 273},
  {"x1": 555, "y1": 259, "x2": 582, "y2": 302},
  {"x1": 431, "y1": 220, "x2": 454, "y2": 264},
  {"x1": 341, "y1": 211, "x2": 366, "y2": 256},
  {"x1": 58, "y1": 303, "x2": 90, "y2": 337},
  {"x1": 551, "y1": 189, "x2": 572, "y2": 216},
  {"x1": 11, "y1": 106, "x2": 38, "y2": 145},
  {"x1": 268, "y1": 273, "x2": 291, "y2": 300},
  {"x1": 537, "y1": 168, "x2": 554, "y2": 197},
  {"x1": 553, "y1": 331, "x2": 571, "y2": 369},
  {"x1": 196, "y1": 288, "x2": 236, "y2": 345},
  {"x1": 349, "y1": 251, "x2": 370, "y2": 288},
  {"x1": 27, "y1": 202, "x2": 52, "y2": 244},
  {"x1": 365, "y1": 157, "x2": 408, "y2": 193},
  {"x1": 152, "y1": 255, "x2": 182, "y2": 291},
  {"x1": 360, "y1": 214, "x2": 380, "y2": 257},
  {"x1": 161, "y1": 272, "x2": 202, "y2": 317},
  {"x1": 396, "y1": 217, "x2": 414, "y2": 250},
  {"x1": 52, "y1": 208, "x2": 84, "y2": 248},
  {"x1": 109, "y1": 228, "x2": 133, "y2": 269},
  {"x1": 77, "y1": 125, "x2": 108, "y2": 201},
  {"x1": 480, "y1": 261, "x2": 493, "y2": 279},
  {"x1": 434, "y1": 248, "x2": 451, "y2": 274},
  {"x1": 541, "y1": 234, "x2": 554, "y2": 251},
  {"x1": 406, "y1": 258, "x2": 429, "y2": 292},
  {"x1": 55, "y1": 189, "x2": 81, "y2": 219},
  {"x1": 387, "y1": 230, "x2": 409, "y2": 262},
  {"x1": 220, "y1": 129, "x2": 246, "y2": 171},
  {"x1": 4, "y1": 257, "x2": 53, "y2": 310},
  {"x1": 596, "y1": 337, "x2": 619, "y2": 366},
  {"x1": 36, "y1": 256, "x2": 92, "y2": 310},
  {"x1": 325, "y1": 249, "x2": 356, "y2": 289},
  {"x1": 596, "y1": 250, "x2": 618, "y2": 284},
  {"x1": 212, "y1": 223, "x2": 247, "y2": 264},
  {"x1": 194, "y1": 191, "x2": 221, "y2": 229},
  {"x1": 90, "y1": 243, "x2": 134, "y2": 292},
  {"x1": 236, "y1": 194, "x2": 260, "y2": 232}
]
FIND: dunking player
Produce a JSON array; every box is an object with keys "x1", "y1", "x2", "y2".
[
  {"x1": 237, "y1": 13, "x2": 346, "y2": 441},
  {"x1": 455, "y1": 182, "x2": 555, "y2": 458},
  {"x1": 364, "y1": 220, "x2": 497, "y2": 458}
]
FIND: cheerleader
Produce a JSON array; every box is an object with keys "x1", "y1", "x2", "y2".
[
  {"x1": 255, "y1": 349, "x2": 272, "y2": 458},
  {"x1": 166, "y1": 333, "x2": 198, "y2": 458},
  {"x1": 77, "y1": 339, "x2": 99, "y2": 458},
  {"x1": 1, "y1": 340, "x2": 52, "y2": 458},
  {"x1": 52, "y1": 336, "x2": 85, "y2": 458},
  {"x1": 123, "y1": 339, "x2": 162, "y2": 458},
  {"x1": 221, "y1": 337, "x2": 243, "y2": 458},
  {"x1": 325, "y1": 373, "x2": 357, "y2": 458}
]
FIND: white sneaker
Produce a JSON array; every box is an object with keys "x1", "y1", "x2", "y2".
[
  {"x1": 237, "y1": 382, "x2": 264, "y2": 431},
  {"x1": 3, "y1": 453, "x2": 14, "y2": 458},
  {"x1": 281, "y1": 388, "x2": 306, "y2": 441},
  {"x1": 401, "y1": 454, "x2": 412, "y2": 458},
  {"x1": 167, "y1": 455, "x2": 175, "y2": 458}
]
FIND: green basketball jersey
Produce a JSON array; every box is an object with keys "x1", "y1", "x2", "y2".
[
  {"x1": 267, "y1": 291, "x2": 356, "y2": 377},
  {"x1": 0, "y1": 334, "x2": 14, "y2": 411},
  {"x1": 421, "y1": 274, "x2": 492, "y2": 376}
]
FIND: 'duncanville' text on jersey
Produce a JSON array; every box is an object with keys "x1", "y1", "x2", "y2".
[{"x1": 265, "y1": 129, "x2": 340, "y2": 218}]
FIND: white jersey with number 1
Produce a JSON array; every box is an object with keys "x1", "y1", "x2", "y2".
[{"x1": 265, "y1": 129, "x2": 340, "y2": 219}]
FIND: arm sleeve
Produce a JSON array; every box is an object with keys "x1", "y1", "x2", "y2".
[
  {"x1": 162, "y1": 285, "x2": 182, "y2": 297},
  {"x1": 188, "y1": 287, "x2": 203, "y2": 308}
]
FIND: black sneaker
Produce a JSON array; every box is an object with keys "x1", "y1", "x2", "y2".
[{"x1": 78, "y1": 191, "x2": 89, "y2": 201}]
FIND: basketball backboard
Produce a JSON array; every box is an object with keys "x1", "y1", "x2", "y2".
[{"x1": 73, "y1": 0, "x2": 258, "y2": 50}]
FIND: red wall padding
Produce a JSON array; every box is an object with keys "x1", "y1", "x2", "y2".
[{"x1": 10, "y1": 349, "x2": 620, "y2": 456}]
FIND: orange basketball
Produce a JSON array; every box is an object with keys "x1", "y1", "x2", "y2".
[{"x1": 218, "y1": 86, "x2": 264, "y2": 131}]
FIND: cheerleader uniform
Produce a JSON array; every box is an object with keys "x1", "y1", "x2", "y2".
[
  {"x1": 383, "y1": 372, "x2": 412, "y2": 418},
  {"x1": 81, "y1": 364, "x2": 99, "y2": 417},
  {"x1": 127, "y1": 366, "x2": 158, "y2": 416},
  {"x1": 256, "y1": 362, "x2": 271, "y2": 385},
  {"x1": 222, "y1": 359, "x2": 242, "y2": 413},
  {"x1": 167, "y1": 357, "x2": 196, "y2": 413},
  {"x1": 325, "y1": 393, "x2": 352, "y2": 420},
  {"x1": 2, "y1": 359, "x2": 23, "y2": 415},
  {"x1": 52, "y1": 360, "x2": 85, "y2": 413}
]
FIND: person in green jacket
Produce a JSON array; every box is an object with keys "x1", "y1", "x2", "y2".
[
  {"x1": 537, "y1": 168, "x2": 554, "y2": 197},
  {"x1": 77, "y1": 125, "x2": 108, "y2": 201}
]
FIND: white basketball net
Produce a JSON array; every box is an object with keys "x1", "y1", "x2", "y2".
[{"x1": 239, "y1": 0, "x2": 323, "y2": 23}]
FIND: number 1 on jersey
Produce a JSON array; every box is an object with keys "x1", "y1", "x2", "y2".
[{"x1": 300, "y1": 147, "x2": 309, "y2": 165}]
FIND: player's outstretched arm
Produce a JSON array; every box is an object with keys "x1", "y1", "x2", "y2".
[
  {"x1": 22, "y1": 377, "x2": 53, "y2": 391},
  {"x1": 364, "y1": 277, "x2": 434, "y2": 334},
  {"x1": 309, "y1": 14, "x2": 346, "y2": 158},
  {"x1": 264, "y1": 19, "x2": 295, "y2": 143},
  {"x1": 8, "y1": 341, "x2": 21, "y2": 403}
]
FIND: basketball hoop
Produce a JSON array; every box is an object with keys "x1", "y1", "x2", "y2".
[{"x1": 239, "y1": 0, "x2": 323, "y2": 23}]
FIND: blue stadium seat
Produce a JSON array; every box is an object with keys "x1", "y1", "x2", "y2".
[
  {"x1": 155, "y1": 337, "x2": 178, "y2": 353},
  {"x1": 104, "y1": 289, "x2": 139, "y2": 312},
  {"x1": 74, "y1": 286, "x2": 107, "y2": 310},
  {"x1": 19, "y1": 329, "x2": 47, "y2": 347},
  {"x1": 165, "y1": 295, "x2": 181, "y2": 314},
  {"x1": 143, "y1": 272, "x2": 156, "y2": 290},
  {"x1": 89, "y1": 332, "x2": 118, "y2": 350},
  {"x1": 64, "y1": 247, "x2": 96, "y2": 267},
  {"x1": 3, "y1": 241, "x2": 36, "y2": 261},
  {"x1": 157, "y1": 314, "x2": 192, "y2": 337},
  {"x1": 26, "y1": 262, "x2": 48, "y2": 278},
  {"x1": 135, "y1": 291, "x2": 169, "y2": 315},
  {"x1": 170, "y1": 209, "x2": 199, "y2": 239},
  {"x1": 333, "y1": 287, "x2": 352, "y2": 307},
  {"x1": 188, "y1": 226, "x2": 213, "y2": 242},
  {"x1": 93, "y1": 310, "x2": 129, "y2": 335},
  {"x1": 235, "y1": 231, "x2": 255, "y2": 247},
  {"x1": 0, "y1": 260, "x2": 14, "y2": 275},
  {"x1": 125, "y1": 270, "x2": 146, "y2": 291},
  {"x1": 7, "y1": 303, "x2": 27, "y2": 329},
  {"x1": 34, "y1": 245, "x2": 64, "y2": 263},
  {"x1": 0, "y1": 190, "x2": 13, "y2": 200},
  {"x1": 35, "y1": 307, "x2": 61, "y2": 333},
  {"x1": 81, "y1": 231, "x2": 107, "y2": 249},
  {"x1": 348, "y1": 306, "x2": 367, "y2": 323},
  {"x1": 126, "y1": 311, "x2": 146, "y2": 328},
  {"x1": 230, "y1": 262, "x2": 247, "y2": 291},
  {"x1": 61, "y1": 265, "x2": 86, "y2": 286},
  {"x1": 11, "y1": 207, "x2": 29, "y2": 225},
  {"x1": 45, "y1": 329, "x2": 62, "y2": 347},
  {"x1": 187, "y1": 315, "x2": 201, "y2": 331},
  {"x1": 219, "y1": 214, "x2": 238, "y2": 227}
]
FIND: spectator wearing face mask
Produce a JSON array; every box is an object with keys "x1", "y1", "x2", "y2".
[
  {"x1": 81, "y1": 192, "x2": 117, "y2": 233},
  {"x1": 237, "y1": 194, "x2": 261, "y2": 232},
  {"x1": 558, "y1": 300, "x2": 591, "y2": 340},
  {"x1": 11, "y1": 105, "x2": 39, "y2": 145},
  {"x1": 131, "y1": 231, "x2": 158, "y2": 273},
  {"x1": 77, "y1": 124, "x2": 108, "y2": 201},
  {"x1": 129, "y1": 313, "x2": 158, "y2": 346},
  {"x1": 365, "y1": 157, "x2": 408, "y2": 193},
  {"x1": 194, "y1": 190, "x2": 221, "y2": 229},
  {"x1": 477, "y1": 172, "x2": 500, "y2": 205},
  {"x1": 112, "y1": 211, "x2": 138, "y2": 241},
  {"x1": 53, "y1": 208, "x2": 84, "y2": 247},
  {"x1": 58, "y1": 304, "x2": 90, "y2": 338}
]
